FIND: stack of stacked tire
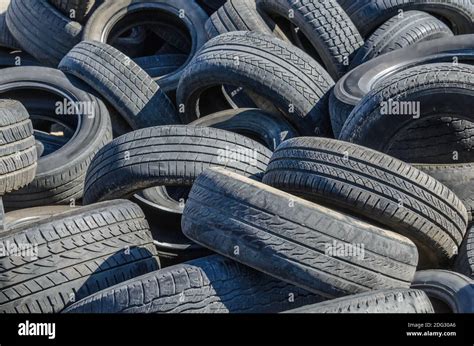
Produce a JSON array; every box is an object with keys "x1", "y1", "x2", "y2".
[{"x1": 0, "y1": 0, "x2": 473, "y2": 314}]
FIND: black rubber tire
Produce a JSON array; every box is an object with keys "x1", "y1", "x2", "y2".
[
  {"x1": 351, "y1": 11, "x2": 454, "y2": 67},
  {"x1": 285, "y1": 288, "x2": 434, "y2": 313},
  {"x1": 4, "y1": 205, "x2": 71, "y2": 230},
  {"x1": 133, "y1": 54, "x2": 188, "y2": 89},
  {"x1": 262, "y1": 137, "x2": 469, "y2": 268},
  {"x1": 0, "y1": 0, "x2": 18, "y2": 49},
  {"x1": 0, "y1": 200, "x2": 161, "y2": 313},
  {"x1": 199, "y1": 0, "x2": 226, "y2": 12},
  {"x1": 83, "y1": 0, "x2": 209, "y2": 91},
  {"x1": 455, "y1": 225, "x2": 474, "y2": 279},
  {"x1": 0, "y1": 99, "x2": 37, "y2": 195},
  {"x1": 411, "y1": 270, "x2": 474, "y2": 313},
  {"x1": 82, "y1": 125, "x2": 272, "y2": 205},
  {"x1": 149, "y1": 23, "x2": 192, "y2": 55},
  {"x1": 6, "y1": 0, "x2": 82, "y2": 66},
  {"x1": 339, "y1": 64, "x2": 474, "y2": 164},
  {"x1": 63, "y1": 254, "x2": 322, "y2": 313},
  {"x1": 111, "y1": 26, "x2": 147, "y2": 58},
  {"x1": 34, "y1": 131, "x2": 68, "y2": 157},
  {"x1": 49, "y1": 0, "x2": 96, "y2": 23},
  {"x1": 330, "y1": 34, "x2": 474, "y2": 138},
  {"x1": 415, "y1": 163, "x2": 474, "y2": 223},
  {"x1": 177, "y1": 31, "x2": 335, "y2": 136},
  {"x1": 59, "y1": 41, "x2": 178, "y2": 130},
  {"x1": 255, "y1": 0, "x2": 364, "y2": 79},
  {"x1": 337, "y1": 0, "x2": 474, "y2": 37},
  {"x1": 0, "y1": 67, "x2": 113, "y2": 209},
  {"x1": 182, "y1": 168, "x2": 419, "y2": 298},
  {"x1": 190, "y1": 108, "x2": 298, "y2": 151}
]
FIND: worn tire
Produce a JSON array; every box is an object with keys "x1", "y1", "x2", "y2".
[
  {"x1": 0, "y1": 67, "x2": 112, "y2": 209},
  {"x1": 83, "y1": 0, "x2": 209, "y2": 91},
  {"x1": 340, "y1": 63, "x2": 474, "y2": 164},
  {"x1": 133, "y1": 54, "x2": 188, "y2": 90},
  {"x1": 0, "y1": 0, "x2": 18, "y2": 49},
  {"x1": 49, "y1": 0, "x2": 96, "y2": 23},
  {"x1": 177, "y1": 31, "x2": 335, "y2": 136},
  {"x1": 64, "y1": 255, "x2": 322, "y2": 313},
  {"x1": 6, "y1": 0, "x2": 82, "y2": 66},
  {"x1": 190, "y1": 108, "x2": 297, "y2": 151},
  {"x1": 285, "y1": 289, "x2": 434, "y2": 313},
  {"x1": 411, "y1": 270, "x2": 474, "y2": 313},
  {"x1": 351, "y1": 11, "x2": 453, "y2": 66},
  {"x1": 0, "y1": 200, "x2": 161, "y2": 313},
  {"x1": 330, "y1": 34, "x2": 474, "y2": 138},
  {"x1": 59, "y1": 41, "x2": 178, "y2": 130},
  {"x1": 83, "y1": 125, "x2": 272, "y2": 205},
  {"x1": 111, "y1": 26, "x2": 147, "y2": 58},
  {"x1": 263, "y1": 137, "x2": 468, "y2": 267},
  {"x1": 0, "y1": 48, "x2": 38, "y2": 68},
  {"x1": 337, "y1": 0, "x2": 474, "y2": 37},
  {"x1": 182, "y1": 168, "x2": 419, "y2": 298},
  {"x1": 255, "y1": 0, "x2": 364, "y2": 79},
  {"x1": 0, "y1": 99, "x2": 37, "y2": 195},
  {"x1": 455, "y1": 225, "x2": 474, "y2": 279}
]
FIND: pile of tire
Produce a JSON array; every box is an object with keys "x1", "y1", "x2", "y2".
[{"x1": 0, "y1": 0, "x2": 473, "y2": 314}]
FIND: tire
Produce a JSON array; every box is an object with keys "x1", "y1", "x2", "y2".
[
  {"x1": 0, "y1": 48, "x2": 38, "y2": 68},
  {"x1": 330, "y1": 34, "x2": 474, "y2": 138},
  {"x1": 111, "y1": 26, "x2": 147, "y2": 58},
  {"x1": 0, "y1": 67, "x2": 113, "y2": 209},
  {"x1": 177, "y1": 31, "x2": 335, "y2": 136},
  {"x1": 199, "y1": 0, "x2": 226, "y2": 12},
  {"x1": 63, "y1": 255, "x2": 323, "y2": 313},
  {"x1": 455, "y1": 225, "x2": 474, "y2": 279},
  {"x1": 149, "y1": 23, "x2": 192, "y2": 54},
  {"x1": 34, "y1": 131, "x2": 68, "y2": 157},
  {"x1": 59, "y1": 41, "x2": 178, "y2": 130},
  {"x1": 285, "y1": 289, "x2": 434, "y2": 313},
  {"x1": 182, "y1": 168, "x2": 419, "y2": 298},
  {"x1": 82, "y1": 125, "x2": 273, "y2": 206},
  {"x1": 337, "y1": 0, "x2": 474, "y2": 37},
  {"x1": 0, "y1": 200, "x2": 161, "y2": 313},
  {"x1": 49, "y1": 0, "x2": 96, "y2": 23},
  {"x1": 190, "y1": 108, "x2": 298, "y2": 151},
  {"x1": 351, "y1": 11, "x2": 453, "y2": 67},
  {"x1": 262, "y1": 137, "x2": 469, "y2": 267},
  {"x1": 415, "y1": 163, "x2": 474, "y2": 223},
  {"x1": 339, "y1": 63, "x2": 474, "y2": 162},
  {"x1": 411, "y1": 270, "x2": 474, "y2": 313},
  {"x1": 133, "y1": 54, "x2": 188, "y2": 90},
  {"x1": 0, "y1": 0, "x2": 18, "y2": 49},
  {"x1": 255, "y1": 0, "x2": 364, "y2": 79},
  {"x1": 83, "y1": 0, "x2": 209, "y2": 91},
  {"x1": 6, "y1": 0, "x2": 82, "y2": 66},
  {"x1": 4, "y1": 205, "x2": 71, "y2": 230},
  {"x1": 0, "y1": 99, "x2": 37, "y2": 195}
]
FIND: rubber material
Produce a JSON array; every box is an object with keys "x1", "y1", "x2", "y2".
[{"x1": 455, "y1": 225, "x2": 474, "y2": 279}]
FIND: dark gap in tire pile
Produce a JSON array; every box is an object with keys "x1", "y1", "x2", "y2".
[{"x1": 0, "y1": 0, "x2": 472, "y2": 315}]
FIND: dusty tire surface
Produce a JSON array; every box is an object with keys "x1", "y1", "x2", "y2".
[
  {"x1": 285, "y1": 288, "x2": 434, "y2": 313},
  {"x1": 455, "y1": 225, "x2": 474, "y2": 279},
  {"x1": 263, "y1": 137, "x2": 468, "y2": 267},
  {"x1": 63, "y1": 255, "x2": 322, "y2": 313},
  {"x1": 182, "y1": 167, "x2": 419, "y2": 298},
  {"x1": 0, "y1": 200, "x2": 161, "y2": 313}
]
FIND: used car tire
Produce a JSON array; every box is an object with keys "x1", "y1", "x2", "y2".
[
  {"x1": 337, "y1": 0, "x2": 474, "y2": 37},
  {"x1": 82, "y1": 125, "x2": 272, "y2": 206},
  {"x1": 0, "y1": 0, "x2": 18, "y2": 49},
  {"x1": 285, "y1": 289, "x2": 434, "y2": 313},
  {"x1": 3, "y1": 205, "x2": 71, "y2": 230},
  {"x1": 339, "y1": 63, "x2": 474, "y2": 163},
  {"x1": 330, "y1": 34, "x2": 474, "y2": 138},
  {"x1": 133, "y1": 54, "x2": 188, "y2": 91},
  {"x1": 6, "y1": 0, "x2": 82, "y2": 66},
  {"x1": 111, "y1": 26, "x2": 147, "y2": 58},
  {"x1": 177, "y1": 31, "x2": 335, "y2": 136},
  {"x1": 262, "y1": 137, "x2": 468, "y2": 267},
  {"x1": 411, "y1": 270, "x2": 474, "y2": 313},
  {"x1": 0, "y1": 48, "x2": 38, "y2": 68},
  {"x1": 49, "y1": 0, "x2": 97, "y2": 23},
  {"x1": 182, "y1": 168, "x2": 419, "y2": 298},
  {"x1": 351, "y1": 11, "x2": 453, "y2": 67},
  {"x1": 63, "y1": 255, "x2": 323, "y2": 313},
  {"x1": 83, "y1": 0, "x2": 209, "y2": 91},
  {"x1": 0, "y1": 67, "x2": 113, "y2": 209},
  {"x1": 59, "y1": 41, "x2": 178, "y2": 130},
  {"x1": 190, "y1": 108, "x2": 297, "y2": 151},
  {"x1": 0, "y1": 200, "x2": 161, "y2": 313},
  {"x1": 0, "y1": 99, "x2": 37, "y2": 195},
  {"x1": 455, "y1": 225, "x2": 474, "y2": 279}
]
